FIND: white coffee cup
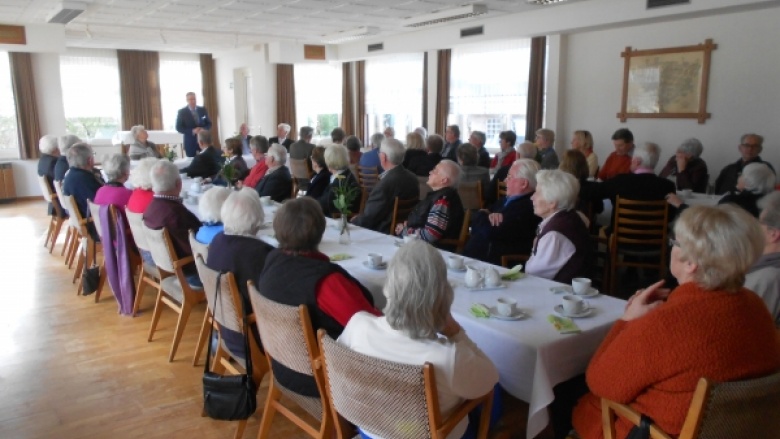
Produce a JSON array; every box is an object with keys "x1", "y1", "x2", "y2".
[
  {"x1": 367, "y1": 253, "x2": 382, "y2": 267},
  {"x1": 561, "y1": 294, "x2": 588, "y2": 315},
  {"x1": 496, "y1": 297, "x2": 517, "y2": 317},
  {"x1": 681, "y1": 189, "x2": 693, "y2": 198},
  {"x1": 260, "y1": 196, "x2": 272, "y2": 206},
  {"x1": 484, "y1": 267, "x2": 501, "y2": 287},
  {"x1": 571, "y1": 277, "x2": 592, "y2": 295},
  {"x1": 448, "y1": 255, "x2": 465, "y2": 270}
]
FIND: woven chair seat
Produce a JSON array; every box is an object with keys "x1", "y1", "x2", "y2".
[{"x1": 160, "y1": 276, "x2": 187, "y2": 303}]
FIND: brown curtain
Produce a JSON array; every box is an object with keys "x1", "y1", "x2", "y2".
[
  {"x1": 341, "y1": 62, "x2": 354, "y2": 136},
  {"x1": 276, "y1": 64, "x2": 297, "y2": 141},
  {"x1": 9, "y1": 52, "x2": 41, "y2": 160},
  {"x1": 435, "y1": 49, "x2": 451, "y2": 136},
  {"x1": 200, "y1": 54, "x2": 221, "y2": 147},
  {"x1": 117, "y1": 50, "x2": 162, "y2": 131},
  {"x1": 355, "y1": 61, "x2": 366, "y2": 144},
  {"x1": 422, "y1": 52, "x2": 428, "y2": 132},
  {"x1": 525, "y1": 36, "x2": 547, "y2": 141}
]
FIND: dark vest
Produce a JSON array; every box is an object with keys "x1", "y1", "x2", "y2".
[
  {"x1": 533, "y1": 210, "x2": 591, "y2": 284},
  {"x1": 256, "y1": 249, "x2": 374, "y2": 397},
  {"x1": 406, "y1": 187, "x2": 464, "y2": 241}
]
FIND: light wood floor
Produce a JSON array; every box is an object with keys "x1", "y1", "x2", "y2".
[{"x1": 0, "y1": 200, "x2": 551, "y2": 439}]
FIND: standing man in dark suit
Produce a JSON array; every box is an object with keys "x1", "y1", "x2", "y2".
[
  {"x1": 180, "y1": 130, "x2": 224, "y2": 179},
  {"x1": 237, "y1": 123, "x2": 252, "y2": 155},
  {"x1": 352, "y1": 139, "x2": 420, "y2": 233},
  {"x1": 268, "y1": 123, "x2": 293, "y2": 150},
  {"x1": 176, "y1": 92, "x2": 211, "y2": 157}
]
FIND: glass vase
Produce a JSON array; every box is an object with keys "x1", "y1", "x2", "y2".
[{"x1": 339, "y1": 215, "x2": 351, "y2": 245}]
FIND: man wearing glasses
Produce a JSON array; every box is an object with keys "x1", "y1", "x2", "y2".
[{"x1": 714, "y1": 133, "x2": 775, "y2": 194}]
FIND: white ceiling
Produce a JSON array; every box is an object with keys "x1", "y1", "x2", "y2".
[{"x1": 0, "y1": 0, "x2": 566, "y2": 53}]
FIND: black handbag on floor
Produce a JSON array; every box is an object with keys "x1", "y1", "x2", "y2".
[
  {"x1": 202, "y1": 272, "x2": 257, "y2": 421},
  {"x1": 82, "y1": 240, "x2": 100, "y2": 296}
]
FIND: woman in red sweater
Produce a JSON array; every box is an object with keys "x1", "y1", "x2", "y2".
[{"x1": 572, "y1": 204, "x2": 780, "y2": 439}]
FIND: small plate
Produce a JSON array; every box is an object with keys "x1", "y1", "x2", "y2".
[
  {"x1": 394, "y1": 241, "x2": 404, "y2": 247},
  {"x1": 553, "y1": 304, "x2": 594, "y2": 318},
  {"x1": 489, "y1": 307, "x2": 527, "y2": 321},
  {"x1": 448, "y1": 266, "x2": 467, "y2": 273},
  {"x1": 549, "y1": 286, "x2": 600, "y2": 297},
  {"x1": 467, "y1": 283, "x2": 507, "y2": 292},
  {"x1": 362, "y1": 261, "x2": 387, "y2": 270}
]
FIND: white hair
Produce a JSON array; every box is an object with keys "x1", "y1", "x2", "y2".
[
  {"x1": 370, "y1": 132, "x2": 385, "y2": 149},
  {"x1": 634, "y1": 142, "x2": 661, "y2": 170},
  {"x1": 438, "y1": 160, "x2": 462, "y2": 187},
  {"x1": 742, "y1": 163, "x2": 776, "y2": 195},
  {"x1": 511, "y1": 158, "x2": 540, "y2": 189},
  {"x1": 516, "y1": 141, "x2": 537, "y2": 159},
  {"x1": 198, "y1": 187, "x2": 231, "y2": 224},
  {"x1": 379, "y1": 138, "x2": 405, "y2": 165},
  {"x1": 150, "y1": 160, "x2": 180, "y2": 193},
  {"x1": 58, "y1": 135, "x2": 81, "y2": 154},
  {"x1": 222, "y1": 188, "x2": 265, "y2": 236},
  {"x1": 677, "y1": 138, "x2": 703, "y2": 157},
  {"x1": 278, "y1": 123, "x2": 291, "y2": 133},
  {"x1": 414, "y1": 127, "x2": 428, "y2": 139},
  {"x1": 324, "y1": 144, "x2": 349, "y2": 171},
  {"x1": 267, "y1": 144, "x2": 287, "y2": 166},
  {"x1": 103, "y1": 153, "x2": 130, "y2": 182},
  {"x1": 536, "y1": 170, "x2": 580, "y2": 211},
  {"x1": 130, "y1": 125, "x2": 146, "y2": 141},
  {"x1": 66, "y1": 143, "x2": 92, "y2": 169},
  {"x1": 129, "y1": 157, "x2": 158, "y2": 190},
  {"x1": 759, "y1": 191, "x2": 780, "y2": 230},
  {"x1": 39, "y1": 135, "x2": 58, "y2": 154}
]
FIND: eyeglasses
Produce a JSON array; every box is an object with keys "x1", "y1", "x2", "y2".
[
  {"x1": 740, "y1": 143, "x2": 761, "y2": 148},
  {"x1": 668, "y1": 238, "x2": 680, "y2": 248}
]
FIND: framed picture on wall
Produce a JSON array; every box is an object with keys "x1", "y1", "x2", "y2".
[{"x1": 617, "y1": 39, "x2": 717, "y2": 124}]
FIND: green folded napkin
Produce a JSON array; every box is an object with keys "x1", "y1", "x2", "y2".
[
  {"x1": 329, "y1": 253, "x2": 352, "y2": 262},
  {"x1": 547, "y1": 315, "x2": 581, "y2": 334},
  {"x1": 469, "y1": 303, "x2": 491, "y2": 318},
  {"x1": 500, "y1": 264, "x2": 525, "y2": 281}
]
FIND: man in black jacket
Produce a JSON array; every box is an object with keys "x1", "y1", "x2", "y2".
[{"x1": 181, "y1": 130, "x2": 224, "y2": 179}]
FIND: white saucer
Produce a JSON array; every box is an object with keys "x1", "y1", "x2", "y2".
[
  {"x1": 489, "y1": 307, "x2": 527, "y2": 321},
  {"x1": 549, "y1": 286, "x2": 600, "y2": 297},
  {"x1": 448, "y1": 266, "x2": 467, "y2": 272},
  {"x1": 362, "y1": 261, "x2": 387, "y2": 270},
  {"x1": 467, "y1": 283, "x2": 506, "y2": 292},
  {"x1": 553, "y1": 304, "x2": 594, "y2": 318},
  {"x1": 394, "y1": 241, "x2": 404, "y2": 247}
]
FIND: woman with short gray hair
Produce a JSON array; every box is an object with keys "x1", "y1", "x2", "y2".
[
  {"x1": 658, "y1": 137, "x2": 709, "y2": 192},
  {"x1": 127, "y1": 158, "x2": 159, "y2": 214},
  {"x1": 195, "y1": 186, "x2": 231, "y2": 244},
  {"x1": 255, "y1": 143, "x2": 293, "y2": 202},
  {"x1": 719, "y1": 162, "x2": 776, "y2": 217},
  {"x1": 54, "y1": 134, "x2": 82, "y2": 181},
  {"x1": 525, "y1": 170, "x2": 591, "y2": 283},
  {"x1": 338, "y1": 240, "x2": 498, "y2": 439},
  {"x1": 318, "y1": 144, "x2": 360, "y2": 216},
  {"x1": 128, "y1": 125, "x2": 162, "y2": 160},
  {"x1": 94, "y1": 153, "x2": 132, "y2": 209}
]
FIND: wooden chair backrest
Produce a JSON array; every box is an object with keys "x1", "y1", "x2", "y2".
[
  {"x1": 87, "y1": 199, "x2": 104, "y2": 242},
  {"x1": 37, "y1": 175, "x2": 54, "y2": 203},
  {"x1": 357, "y1": 165, "x2": 379, "y2": 190},
  {"x1": 54, "y1": 180, "x2": 70, "y2": 216},
  {"x1": 497, "y1": 180, "x2": 507, "y2": 200},
  {"x1": 63, "y1": 194, "x2": 88, "y2": 234},
  {"x1": 612, "y1": 197, "x2": 669, "y2": 248},
  {"x1": 188, "y1": 230, "x2": 209, "y2": 263},
  {"x1": 439, "y1": 209, "x2": 472, "y2": 254},
  {"x1": 458, "y1": 180, "x2": 483, "y2": 211},
  {"x1": 141, "y1": 224, "x2": 178, "y2": 274},
  {"x1": 125, "y1": 210, "x2": 150, "y2": 252},
  {"x1": 193, "y1": 256, "x2": 244, "y2": 338},
  {"x1": 390, "y1": 196, "x2": 419, "y2": 235},
  {"x1": 289, "y1": 158, "x2": 313, "y2": 180}
]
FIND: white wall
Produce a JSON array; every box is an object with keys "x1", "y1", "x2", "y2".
[{"x1": 559, "y1": 6, "x2": 780, "y2": 176}]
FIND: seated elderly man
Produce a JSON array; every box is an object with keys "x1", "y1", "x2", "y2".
[
  {"x1": 241, "y1": 136, "x2": 270, "y2": 189},
  {"x1": 255, "y1": 144, "x2": 292, "y2": 203},
  {"x1": 352, "y1": 138, "x2": 419, "y2": 232},
  {"x1": 468, "y1": 130, "x2": 491, "y2": 168},
  {"x1": 358, "y1": 132, "x2": 385, "y2": 171},
  {"x1": 54, "y1": 134, "x2": 81, "y2": 182},
  {"x1": 128, "y1": 125, "x2": 161, "y2": 160},
  {"x1": 536, "y1": 128, "x2": 559, "y2": 170},
  {"x1": 395, "y1": 160, "x2": 465, "y2": 246},
  {"x1": 526, "y1": 170, "x2": 591, "y2": 283},
  {"x1": 269, "y1": 123, "x2": 293, "y2": 150},
  {"x1": 745, "y1": 191, "x2": 780, "y2": 327},
  {"x1": 658, "y1": 138, "x2": 709, "y2": 193},
  {"x1": 62, "y1": 143, "x2": 103, "y2": 240},
  {"x1": 486, "y1": 141, "x2": 538, "y2": 206},
  {"x1": 464, "y1": 159, "x2": 542, "y2": 265},
  {"x1": 37, "y1": 135, "x2": 63, "y2": 217},
  {"x1": 180, "y1": 130, "x2": 224, "y2": 179},
  {"x1": 289, "y1": 126, "x2": 315, "y2": 161},
  {"x1": 143, "y1": 160, "x2": 202, "y2": 287},
  {"x1": 714, "y1": 133, "x2": 776, "y2": 195},
  {"x1": 598, "y1": 128, "x2": 634, "y2": 181}
]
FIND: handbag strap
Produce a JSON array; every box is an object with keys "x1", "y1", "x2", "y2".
[{"x1": 203, "y1": 271, "x2": 253, "y2": 378}]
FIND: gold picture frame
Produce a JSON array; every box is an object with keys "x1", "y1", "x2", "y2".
[{"x1": 617, "y1": 39, "x2": 717, "y2": 124}]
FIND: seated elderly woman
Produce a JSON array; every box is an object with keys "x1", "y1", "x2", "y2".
[
  {"x1": 126, "y1": 157, "x2": 159, "y2": 214},
  {"x1": 345, "y1": 135, "x2": 363, "y2": 165},
  {"x1": 570, "y1": 130, "x2": 599, "y2": 178},
  {"x1": 127, "y1": 125, "x2": 161, "y2": 160},
  {"x1": 658, "y1": 138, "x2": 708, "y2": 193},
  {"x1": 305, "y1": 146, "x2": 331, "y2": 200},
  {"x1": 223, "y1": 137, "x2": 249, "y2": 182},
  {"x1": 241, "y1": 135, "x2": 270, "y2": 189},
  {"x1": 745, "y1": 191, "x2": 780, "y2": 326},
  {"x1": 339, "y1": 240, "x2": 499, "y2": 439},
  {"x1": 54, "y1": 134, "x2": 81, "y2": 182},
  {"x1": 255, "y1": 197, "x2": 380, "y2": 398},
  {"x1": 318, "y1": 144, "x2": 360, "y2": 217},
  {"x1": 207, "y1": 188, "x2": 274, "y2": 366},
  {"x1": 195, "y1": 187, "x2": 231, "y2": 244},
  {"x1": 255, "y1": 144, "x2": 292, "y2": 203},
  {"x1": 94, "y1": 153, "x2": 132, "y2": 209},
  {"x1": 402, "y1": 131, "x2": 427, "y2": 170},
  {"x1": 525, "y1": 170, "x2": 591, "y2": 283},
  {"x1": 37, "y1": 135, "x2": 64, "y2": 217},
  {"x1": 570, "y1": 204, "x2": 780, "y2": 439}
]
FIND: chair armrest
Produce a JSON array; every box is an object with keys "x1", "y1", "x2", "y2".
[
  {"x1": 438, "y1": 388, "x2": 493, "y2": 439},
  {"x1": 601, "y1": 398, "x2": 673, "y2": 439},
  {"x1": 173, "y1": 255, "x2": 194, "y2": 269}
]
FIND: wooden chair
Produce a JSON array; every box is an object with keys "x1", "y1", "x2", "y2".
[
  {"x1": 606, "y1": 197, "x2": 669, "y2": 294},
  {"x1": 290, "y1": 158, "x2": 313, "y2": 193},
  {"x1": 390, "y1": 196, "x2": 419, "y2": 235},
  {"x1": 357, "y1": 165, "x2": 379, "y2": 191},
  {"x1": 439, "y1": 209, "x2": 472, "y2": 254},
  {"x1": 248, "y1": 282, "x2": 333, "y2": 439},
  {"x1": 318, "y1": 331, "x2": 493, "y2": 439},
  {"x1": 142, "y1": 224, "x2": 206, "y2": 362},
  {"x1": 291, "y1": 178, "x2": 300, "y2": 199},
  {"x1": 189, "y1": 231, "x2": 212, "y2": 367},
  {"x1": 63, "y1": 195, "x2": 102, "y2": 295},
  {"x1": 458, "y1": 180, "x2": 483, "y2": 211},
  {"x1": 496, "y1": 180, "x2": 507, "y2": 200},
  {"x1": 125, "y1": 211, "x2": 162, "y2": 316},
  {"x1": 500, "y1": 254, "x2": 529, "y2": 269},
  {"x1": 86, "y1": 199, "x2": 110, "y2": 302},
  {"x1": 55, "y1": 181, "x2": 79, "y2": 265},
  {"x1": 193, "y1": 257, "x2": 270, "y2": 439},
  {"x1": 602, "y1": 371, "x2": 780, "y2": 439},
  {"x1": 37, "y1": 175, "x2": 67, "y2": 254}
]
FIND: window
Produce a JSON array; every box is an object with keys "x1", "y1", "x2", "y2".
[
  {"x1": 160, "y1": 52, "x2": 202, "y2": 131},
  {"x1": 449, "y1": 40, "x2": 532, "y2": 151},
  {"x1": 294, "y1": 63, "x2": 342, "y2": 144},
  {"x1": 365, "y1": 53, "x2": 424, "y2": 140},
  {"x1": 0, "y1": 52, "x2": 19, "y2": 159},
  {"x1": 60, "y1": 49, "x2": 121, "y2": 141}
]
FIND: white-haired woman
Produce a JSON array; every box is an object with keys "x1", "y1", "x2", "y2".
[
  {"x1": 318, "y1": 143, "x2": 360, "y2": 216},
  {"x1": 195, "y1": 187, "x2": 231, "y2": 244},
  {"x1": 127, "y1": 125, "x2": 161, "y2": 160},
  {"x1": 38, "y1": 135, "x2": 63, "y2": 216},
  {"x1": 525, "y1": 170, "x2": 591, "y2": 283},
  {"x1": 658, "y1": 138, "x2": 708, "y2": 192},
  {"x1": 571, "y1": 205, "x2": 780, "y2": 439},
  {"x1": 126, "y1": 158, "x2": 159, "y2": 214},
  {"x1": 54, "y1": 134, "x2": 81, "y2": 181},
  {"x1": 255, "y1": 144, "x2": 292, "y2": 203},
  {"x1": 94, "y1": 153, "x2": 132, "y2": 209},
  {"x1": 339, "y1": 240, "x2": 499, "y2": 439}
]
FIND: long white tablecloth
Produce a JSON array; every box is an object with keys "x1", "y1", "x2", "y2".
[{"x1": 187, "y1": 196, "x2": 625, "y2": 439}]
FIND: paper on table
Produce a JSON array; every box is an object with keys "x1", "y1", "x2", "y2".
[{"x1": 547, "y1": 315, "x2": 580, "y2": 334}]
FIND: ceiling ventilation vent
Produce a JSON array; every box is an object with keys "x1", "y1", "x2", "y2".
[
  {"x1": 48, "y1": 1, "x2": 87, "y2": 24},
  {"x1": 367, "y1": 43, "x2": 383, "y2": 52},
  {"x1": 321, "y1": 26, "x2": 379, "y2": 44},
  {"x1": 403, "y1": 4, "x2": 488, "y2": 28},
  {"x1": 647, "y1": 0, "x2": 690, "y2": 8},
  {"x1": 526, "y1": 0, "x2": 570, "y2": 5},
  {"x1": 460, "y1": 26, "x2": 484, "y2": 38}
]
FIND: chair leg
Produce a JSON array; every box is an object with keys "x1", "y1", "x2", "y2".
[
  {"x1": 147, "y1": 287, "x2": 165, "y2": 342},
  {"x1": 193, "y1": 311, "x2": 212, "y2": 366},
  {"x1": 94, "y1": 261, "x2": 107, "y2": 303},
  {"x1": 50, "y1": 219, "x2": 65, "y2": 254},
  {"x1": 256, "y1": 381, "x2": 282, "y2": 439},
  {"x1": 61, "y1": 227, "x2": 72, "y2": 257},
  {"x1": 44, "y1": 217, "x2": 55, "y2": 250},
  {"x1": 132, "y1": 265, "x2": 147, "y2": 316},
  {"x1": 476, "y1": 389, "x2": 494, "y2": 439},
  {"x1": 168, "y1": 302, "x2": 194, "y2": 362},
  {"x1": 234, "y1": 420, "x2": 248, "y2": 439}
]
